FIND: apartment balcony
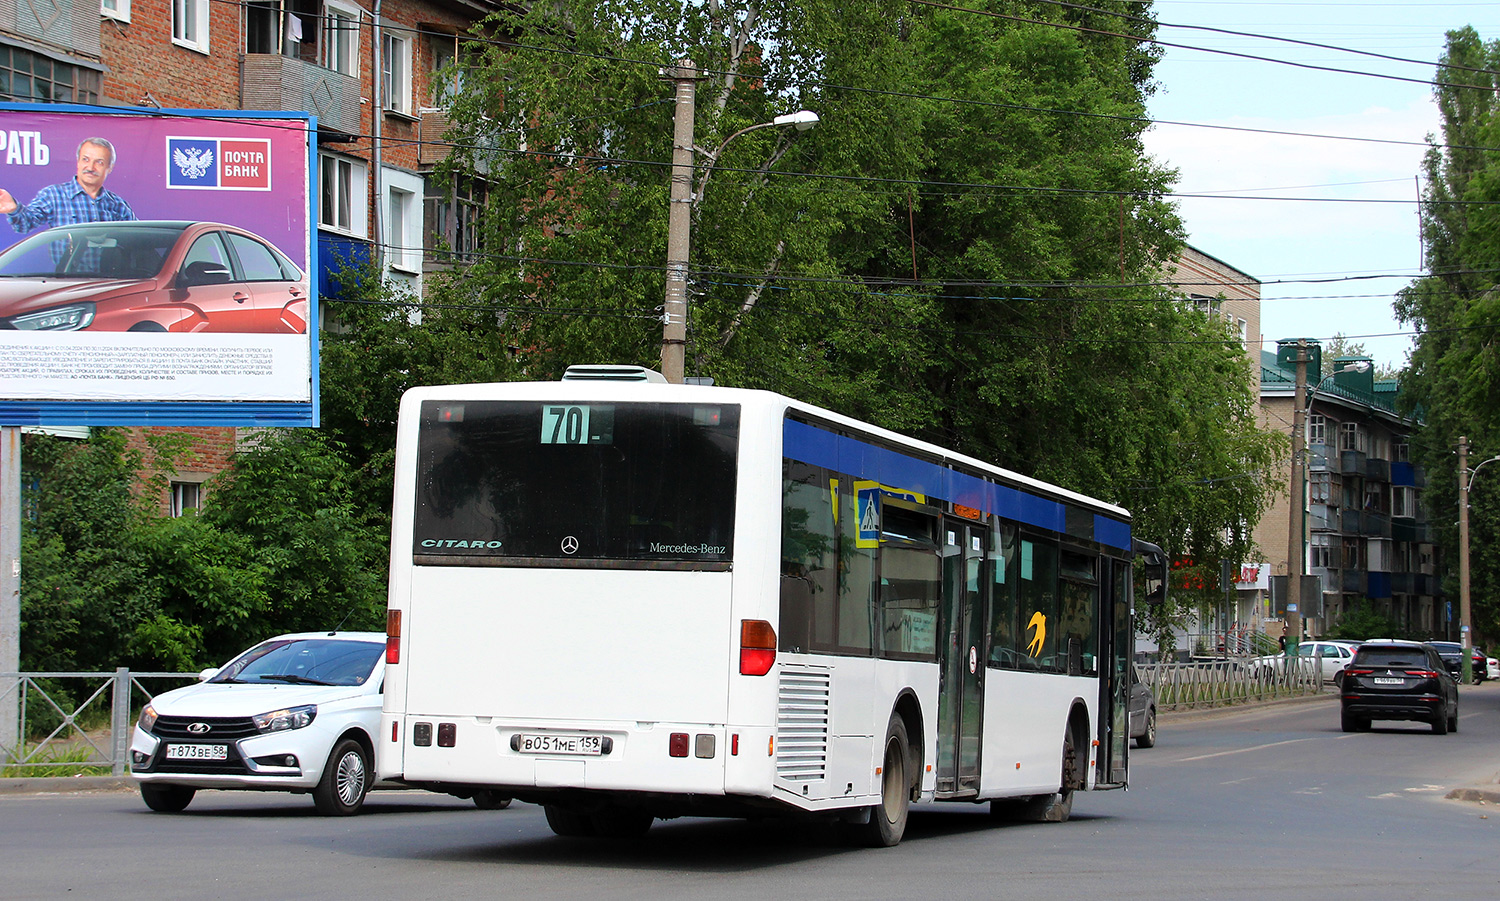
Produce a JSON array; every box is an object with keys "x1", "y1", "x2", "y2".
[
  {"x1": 1365, "y1": 458, "x2": 1390, "y2": 482},
  {"x1": 0, "y1": 0, "x2": 100, "y2": 57},
  {"x1": 1309, "y1": 444, "x2": 1333, "y2": 472},
  {"x1": 418, "y1": 108, "x2": 451, "y2": 165},
  {"x1": 1342, "y1": 569, "x2": 1366, "y2": 594},
  {"x1": 1361, "y1": 512, "x2": 1391, "y2": 538},
  {"x1": 1389, "y1": 572, "x2": 1414, "y2": 594},
  {"x1": 1340, "y1": 449, "x2": 1367, "y2": 474},
  {"x1": 241, "y1": 54, "x2": 361, "y2": 137},
  {"x1": 1309, "y1": 503, "x2": 1337, "y2": 531}
]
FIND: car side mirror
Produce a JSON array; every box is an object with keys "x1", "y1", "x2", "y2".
[
  {"x1": 198, "y1": 667, "x2": 220, "y2": 681},
  {"x1": 179, "y1": 259, "x2": 232, "y2": 288}
]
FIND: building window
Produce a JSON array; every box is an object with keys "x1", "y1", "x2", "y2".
[
  {"x1": 322, "y1": 1, "x2": 360, "y2": 76},
  {"x1": 426, "y1": 33, "x2": 462, "y2": 106},
  {"x1": 1339, "y1": 422, "x2": 1365, "y2": 453},
  {"x1": 382, "y1": 31, "x2": 411, "y2": 114},
  {"x1": 1311, "y1": 534, "x2": 1335, "y2": 569},
  {"x1": 1392, "y1": 486, "x2": 1415, "y2": 518},
  {"x1": 172, "y1": 0, "x2": 211, "y2": 54},
  {"x1": 319, "y1": 153, "x2": 368, "y2": 237},
  {"x1": 387, "y1": 186, "x2": 418, "y2": 272},
  {"x1": 425, "y1": 175, "x2": 485, "y2": 262},
  {"x1": 1310, "y1": 471, "x2": 1336, "y2": 504},
  {"x1": 0, "y1": 47, "x2": 102, "y2": 105},
  {"x1": 1393, "y1": 442, "x2": 1410, "y2": 463},
  {"x1": 1236, "y1": 317, "x2": 1247, "y2": 346},
  {"x1": 1341, "y1": 537, "x2": 1362, "y2": 570},
  {"x1": 102, "y1": 0, "x2": 130, "y2": 23},
  {"x1": 1308, "y1": 414, "x2": 1326, "y2": 446},
  {"x1": 170, "y1": 481, "x2": 201, "y2": 517}
]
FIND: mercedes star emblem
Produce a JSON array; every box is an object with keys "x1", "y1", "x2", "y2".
[{"x1": 561, "y1": 536, "x2": 579, "y2": 555}]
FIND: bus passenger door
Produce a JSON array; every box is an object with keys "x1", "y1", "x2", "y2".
[{"x1": 936, "y1": 520, "x2": 987, "y2": 797}]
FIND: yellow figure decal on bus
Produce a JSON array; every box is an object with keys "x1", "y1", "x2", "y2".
[{"x1": 1026, "y1": 612, "x2": 1047, "y2": 658}]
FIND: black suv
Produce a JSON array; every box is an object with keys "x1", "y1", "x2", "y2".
[{"x1": 1340, "y1": 641, "x2": 1459, "y2": 734}]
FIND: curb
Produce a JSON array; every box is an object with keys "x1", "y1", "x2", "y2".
[{"x1": 0, "y1": 776, "x2": 134, "y2": 795}]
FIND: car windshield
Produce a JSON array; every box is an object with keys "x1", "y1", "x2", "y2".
[
  {"x1": 210, "y1": 638, "x2": 383, "y2": 686},
  {"x1": 1354, "y1": 647, "x2": 1425, "y2": 668},
  {"x1": 0, "y1": 224, "x2": 184, "y2": 278}
]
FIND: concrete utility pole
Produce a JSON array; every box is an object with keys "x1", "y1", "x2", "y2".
[
  {"x1": 1459, "y1": 436, "x2": 1473, "y2": 684},
  {"x1": 661, "y1": 59, "x2": 698, "y2": 385},
  {"x1": 1285, "y1": 339, "x2": 1309, "y2": 666},
  {"x1": 1, "y1": 426, "x2": 19, "y2": 764}
]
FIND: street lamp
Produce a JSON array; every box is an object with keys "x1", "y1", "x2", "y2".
[
  {"x1": 1458, "y1": 437, "x2": 1500, "y2": 683},
  {"x1": 1286, "y1": 349, "x2": 1371, "y2": 668},
  {"x1": 659, "y1": 59, "x2": 818, "y2": 383}
]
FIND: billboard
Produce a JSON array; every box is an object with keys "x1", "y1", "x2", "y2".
[{"x1": 0, "y1": 104, "x2": 317, "y2": 427}]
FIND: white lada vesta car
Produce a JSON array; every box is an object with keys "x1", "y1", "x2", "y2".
[{"x1": 130, "y1": 631, "x2": 390, "y2": 815}]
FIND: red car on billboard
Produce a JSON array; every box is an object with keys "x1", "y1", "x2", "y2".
[{"x1": 0, "y1": 220, "x2": 308, "y2": 333}]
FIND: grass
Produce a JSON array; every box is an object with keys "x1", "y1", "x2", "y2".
[{"x1": 1, "y1": 745, "x2": 114, "y2": 778}]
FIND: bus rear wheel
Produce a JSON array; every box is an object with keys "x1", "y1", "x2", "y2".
[
  {"x1": 544, "y1": 804, "x2": 597, "y2": 837},
  {"x1": 994, "y1": 729, "x2": 1076, "y2": 823},
  {"x1": 856, "y1": 712, "x2": 912, "y2": 847}
]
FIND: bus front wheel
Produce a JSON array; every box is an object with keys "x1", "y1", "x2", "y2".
[{"x1": 857, "y1": 712, "x2": 912, "y2": 847}]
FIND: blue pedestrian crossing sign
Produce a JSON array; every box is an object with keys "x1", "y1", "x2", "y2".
[{"x1": 855, "y1": 481, "x2": 924, "y2": 548}]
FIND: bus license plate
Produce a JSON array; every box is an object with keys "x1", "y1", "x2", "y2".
[
  {"x1": 165, "y1": 743, "x2": 228, "y2": 761},
  {"x1": 515, "y1": 733, "x2": 603, "y2": 756},
  {"x1": 1373, "y1": 677, "x2": 1404, "y2": 685}
]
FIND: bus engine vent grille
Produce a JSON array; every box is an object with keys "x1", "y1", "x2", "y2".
[{"x1": 776, "y1": 668, "x2": 831, "y2": 782}]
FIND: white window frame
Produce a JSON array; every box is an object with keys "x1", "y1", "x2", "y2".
[
  {"x1": 170, "y1": 481, "x2": 202, "y2": 518},
  {"x1": 1308, "y1": 414, "x2": 1325, "y2": 446},
  {"x1": 101, "y1": 0, "x2": 130, "y2": 23},
  {"x1": 321, "y1": 0, "x2": 361, "y2": 77},
  {"x1": 381, "y1": 167, "x2": 424, "y2": 275},
  {"x1": 319, "y1": 152, "x2": 369, "y2": 238},
  {"x1": 382, "y1": 30, "x2": 413, "y2": 115},
  {"x1": 172, "y1": 0, "x2": 210, "y2": 54}
]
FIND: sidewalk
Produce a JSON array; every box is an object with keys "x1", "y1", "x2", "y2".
[{"x1": 0, "y1": 775, "x2": 134, "y2": 794}]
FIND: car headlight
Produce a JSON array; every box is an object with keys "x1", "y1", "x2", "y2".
[
  {"x1": 253, "y1": 704, "x2": 317, "y2": 733},
  {"x1": 7, "y1": 302, "x2": 95, "y2": 330},
  {"x1": 138, "y1": 703, "x2": 157, "y2": 733}
]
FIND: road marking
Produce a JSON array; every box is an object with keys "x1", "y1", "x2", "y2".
[{"x1": 1179, "y1": 737, "x2": 1318, "y2": 762}]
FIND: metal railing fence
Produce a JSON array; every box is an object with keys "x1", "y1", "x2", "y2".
[
  {"x1": 1139, "y1": 658, "x2": 1326, "y2": 711},
  {"x1": 0, "y1": 669, "x2": 196, "y2": 776}
]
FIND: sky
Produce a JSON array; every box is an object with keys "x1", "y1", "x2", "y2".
[{"x1": 1141, "y1": 1, "x2": 1500, "y2": 372}]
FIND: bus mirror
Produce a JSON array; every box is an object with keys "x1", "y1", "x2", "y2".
[{"x1": 1135, "y1": 540, "x2": 1167, "y2": 607}]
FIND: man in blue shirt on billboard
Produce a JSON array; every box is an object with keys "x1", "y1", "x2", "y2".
[{"x1": 0, "y1": 137, "x2": 136, "y2": 233}]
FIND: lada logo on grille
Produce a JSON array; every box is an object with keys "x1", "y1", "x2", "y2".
[{"x1": 186, "y1": 722, "x2": 211, "y2": 735}]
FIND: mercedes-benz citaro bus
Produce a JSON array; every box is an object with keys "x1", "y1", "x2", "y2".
[{"x1": 379, "y1": 365, "x2": 1165, "y2": 846}]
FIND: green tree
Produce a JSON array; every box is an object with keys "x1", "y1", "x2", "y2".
[
  {"x1": 1395, "y1": 26, "x2": 1500, "y2": 645},
  {"x1": 433, "y1": 0, "x2": 1279, "y2": 568}
]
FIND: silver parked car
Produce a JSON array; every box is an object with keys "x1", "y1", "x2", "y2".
[{"x1": 1129, "y1": 665, "x2": 1156, "y2": 748}]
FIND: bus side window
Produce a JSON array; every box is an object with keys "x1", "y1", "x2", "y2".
[{"x1": 780, "y1": 461, "x2": 836, "y2": 653}]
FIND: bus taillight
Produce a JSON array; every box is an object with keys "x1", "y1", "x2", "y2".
[
  {"x1": 386, "y1": 609, "x2": 402, "y2": 664},
  {"x1": 739, "y1": 620, "x2": 776, "y2": 676}
]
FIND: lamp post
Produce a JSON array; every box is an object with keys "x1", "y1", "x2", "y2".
[
  {"x1": 659, "y1": 60, "x2": 817, "y2": 383},
  {"x1": 1286, "y1": 348, "x2": 1371, "y2": 666},
  {"x1": 1458, "y1": 437, "x2": 1500, "y2": 684}
]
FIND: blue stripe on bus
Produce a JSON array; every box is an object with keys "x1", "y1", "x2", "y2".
[{"x1": 783, "y1": 418, "x2": 1131, "y2": 549}]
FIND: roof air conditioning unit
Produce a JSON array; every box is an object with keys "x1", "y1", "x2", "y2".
[{"x1": 561, "y1": 365, "x2": 668, "y2": 383}]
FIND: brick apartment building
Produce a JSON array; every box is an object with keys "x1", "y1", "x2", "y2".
[
  {"x1": 0, "y1": 0, "x2": 495, "y2": 513},
  {"x1": 1254, "y1": 347, "x2": 1439, "y2": 639}
]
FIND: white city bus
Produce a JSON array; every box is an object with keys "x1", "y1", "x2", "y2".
[{"x1": 379, "y1": 366, "x2": 1163, "y2": 845}]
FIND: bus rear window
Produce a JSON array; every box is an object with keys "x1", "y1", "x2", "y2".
[{"x1": 414, "y1": 400, "x2": 738, "y2": 565}]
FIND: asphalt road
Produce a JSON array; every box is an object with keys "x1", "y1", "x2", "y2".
[{"x1": 3, "y1": 687, "x2": 1497, "y2": 900}]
